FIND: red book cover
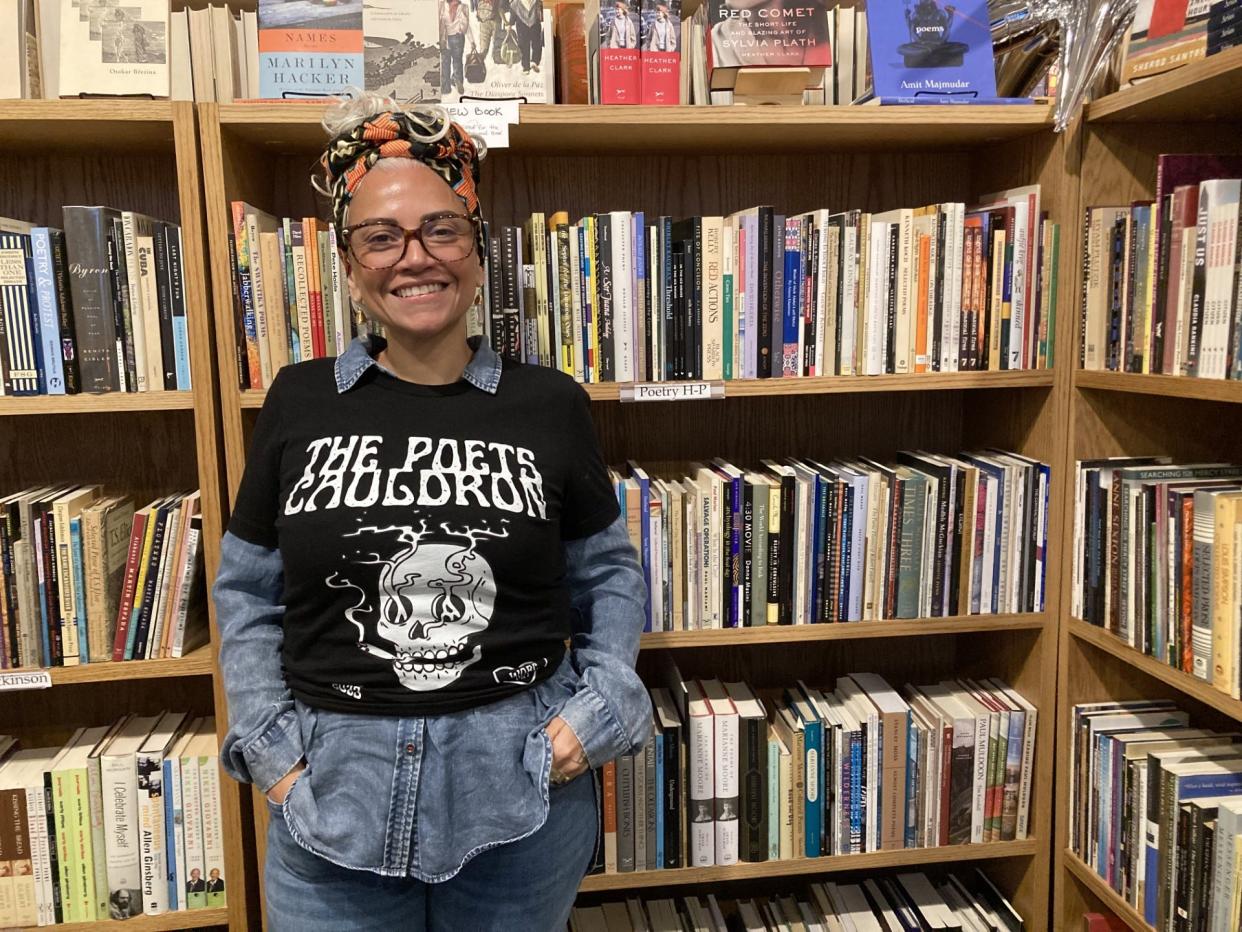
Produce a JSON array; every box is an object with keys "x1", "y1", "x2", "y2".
[
  {"x1": 598, "y1": 0, "x2": 641, "y2": 103},
  {"x1": 1148, "y1": 0, "x2": 1190, "y2": 40},
  {"x1": 1083, "y1": 913, "x2": 1130, "y2": 931},
  {"x1": 640, "y1": 0, "x2": 680, "y2": 103},
  {"x1": 303, "y1": 217, "x2": 327, "y2": 359},
  {"x1": 112, "y1": 509, "x2": 148, "y2": 661}
]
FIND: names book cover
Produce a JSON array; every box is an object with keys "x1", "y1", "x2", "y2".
[
  {"x1": 259, "y1": 0, "x2": 363, "y2": 98},
  {"x1": 866, "y1": 0, "x2": 997, "y2": 101}
]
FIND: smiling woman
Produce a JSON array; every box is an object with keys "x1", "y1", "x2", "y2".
[{"x1": 210, "y1": 93, "x2": 651, "y2": 931}]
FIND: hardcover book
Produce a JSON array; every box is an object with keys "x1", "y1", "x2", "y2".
[
  {"x1": 706, "y1": 0, "x2": 830, "y2": 90},
  {"x1": 259, "y1": 0, "x2": 363, "y2": 98},
  {"x1": 363, "y1": 0, "x2": 438, "y2": 102},
  {"x1": 59, "y1": 0, "x2": 168, "y2": 97},
  {"x1": 588, "y1": 0, "x2": 641, "y2": 102},
  {"x1": 1123, "y1": 0, "x2": 1233, "y2": 84},
  {"x1": 865, "y1": 0, "x2": 997, "y2": 101},
  {"x1": 640, "y1": 0, "x2": 679, "y2": 103},
  {"x1": 442, "y1": 0, "x2": 556, "y2": 103}
]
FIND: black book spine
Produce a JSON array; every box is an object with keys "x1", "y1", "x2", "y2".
[
  {"x1": 947, "y1": 468, "x2": 965, "y2": 615},
  {"x1": 813, "y1": 477, "x2": 830, "y2": 623},
  {"x1": 742, "y1": 716, "x2": 767, "y2": 862},
  {"x1": 931, "y1": 470, "x2": 949, "y2": 616},
  {"x1": 1193, "y1": 816, "x2": 1215, "y2": 932},
  {"x1": 688, "y1": 220, "x2": 702, "y2": 380},
  {"x1": 741, "y1": 481, "x2": 754, "y2": 627},
  {"x1": 597, "y1": 218, "x2": 615, "y2": 382},
  {"x1": 43, "y1": 774, "x2": 63, "y2": 923},
  {"x1": 62, "y1": 207, "x2": 121, "y2": 392},
  {"x1": 486, "y1": 232, "x2": 503, "y2": 351},
  {"x1": 885, "y1": 224, "x2": 899, "y2": 373},
  {"x1": 501, "y1": 226, "x2": 522, "y2": 360},
  {"x1": 778, "y1": 473, "x2": 795, "y2": 625},
  {"x1": 166, "y1": 225, "x2": 189, "y2": 389},
  {"x1": 153, "y1": 222, "x2": 178, "y2": 390},
  {"x1": 663, "y1": 723, "x2": 681, "y2": 868},
  {"x1": 757, "y1": 207, "x2": 774, "y2": 378},
  {"x1": 933, "y1": 209, "x2": 947, "y2": 371},
  {"x1": 1151, "y1": 193, "x2": 1174, "y2": 373},
  {"x1": 1124, "y1": 209, "x2": 1142, "y2": 373},
  {"x1": 660, "y1": 218, "x2": 675, "y2": 381},
  {"x1": 46, "y1": 230, "x2": 80, "y2": 393},
  {"x1": 226, "y1": 231, "x2": 249, "y2": 390},
  {"x1": 720, "y1": 474, "x2": 734, "y2": 627},
  {"x1": 1186, "y1": 187, "x2": 1210, "y2": 377},
  {"x1": 671, "y1": 246, "x2": 685, "y2": 380},
  {"x1": 40, "y1": 508, "x2": 62, "y2": 665},
  {"x1": 766, "y1": 481, "x2": 781, "y2": 623},
  {"x1": 884, "y1": 477, "x2": 905, "y2": 619},
  {"x1": 0, "y1": 508, "x2": 18, "y2": 666},
  {"x1": 1106, "y1": 217, "x2": 1126, "y2": 372},
  {"x1": 108, "y1": 217, "x2": 137, "y2": 392},
  {"x1": 1174, "y1": 803, "x2": 1192, "y2": 932}
]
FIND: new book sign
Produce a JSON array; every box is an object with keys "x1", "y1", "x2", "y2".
[{"x1": 866, "y1": 0, "x2": 998, "y2": 101}]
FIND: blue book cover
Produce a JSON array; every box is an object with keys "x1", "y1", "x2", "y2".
[
  {"x1": 30, "y1": 229, "x2": 66, "y2": 395},
  {"x1": 633, "y1": 212, "x2": 647, "y2": 378},
  {"x1": 866, "y1": 0, "x2": 998, "y2": 101},
  {"x1": 839, "y1": 482, "x2": 854, "y2": 622},
  {"x1": 258, "y1": 0, "x2": 363, "y2": 100},
  {"x1": 70, "y1": 517, "x2": 87, "y2": 664},
  {"x1": 786, "y1": 691, "x2": 823, "y2": 857},
  {"x1": 163, "y1": 756, "x2": 179, "y2": 911},
  {"x1": 727, "y1": 471, "x2": 742, "y2": 627},
  {"x1": 869, "y1": 95, "x2": 1033, "y2": 104}
]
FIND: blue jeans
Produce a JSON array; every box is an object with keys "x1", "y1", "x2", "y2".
[
  {"x1": 441, "y1": 33, "x2": 466, "y2": 93},
  {"x1": 264, "y1": 770, "x2": 598, "y2": 931}
]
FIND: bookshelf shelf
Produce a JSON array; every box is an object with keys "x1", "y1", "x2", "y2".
[
  {"x1": 215, "y1": 102, "x2": 1055, "y2": 154},
  {"x1": 641, "y1": 613, "x2": 1045, "y2": 649},
  {"x1": 0, "y1": 392, "x2": 196, "y2": 416},
  {"x1": 237, "y1": 370, "x2": 1054, "y2": 408},
  {"x1": 0, "y1": 99, "x2": 177, "y2": 149},
  {"x1": 1074, "y1": 370, "x2": 1242, "y2": 404},
  {"x1": 577, "y1": 840, "x2": 1040, "y2": 892},
  {"x1": 1063, "y1": 852, "x2": 1152, "y2": 932},
  {"x1": 1068, "y1": 618, "x2": 1242, "y2": 722},
  {"x1": 1086, "y1": 45, "x2": 1242, "y2": 124},
  {"x1": 35, "y1": 906, "x2": 232, "y2": 931},
  {"x1": 39, "y1": 643, "x2": 217, "y2": 686}
]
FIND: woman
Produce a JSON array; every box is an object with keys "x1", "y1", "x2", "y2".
[{"x1": 212, "y1": 96, "x2": 650, "y2": 930}]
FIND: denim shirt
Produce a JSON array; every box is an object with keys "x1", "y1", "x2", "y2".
[{"x1": 212, "y1": 334, "x2": 652, "y2": 881}]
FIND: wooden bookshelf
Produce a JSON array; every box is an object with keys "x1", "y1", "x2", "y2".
[
  {"x1": 578, "y1": 839, "x2": 1040, "y2": 892},
  {"x1": 196, "y1": 101, "x2": 1074, "y2": 930},
  {"x1": 1074, "y1": 370, "x2": 1242, "y2": 404},
  {"x1": 1085, "y1": 44, "x2": 1242, "y2": 124},
  {"x1": 1055, "y1": 68, "x2": 1242, "y2": 930},
  {"x1": 35, "y1": 907, "x2": 231, "y2": 931},
  {"x1": 640, "y1": 613, "x2": 1046, "y2": 649},
  {"x1": 0, "y1": 101, "x2": 254, "y2": 930},
  {"x1": 217, "y1": 101, "x2": 1055, "y2": 154}
]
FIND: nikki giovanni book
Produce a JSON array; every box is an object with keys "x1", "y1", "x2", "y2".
[
  {"x1": 258, "y1": 0, "x2": 363, "y2": 99},
  {"x1": 865, "y1": 0, "x2": 998, "y2": 102},
  {"x1": 706, "y1": 0, "x2": 832, "y2": 90}
]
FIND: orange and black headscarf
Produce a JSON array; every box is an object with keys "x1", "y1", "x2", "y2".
[{"x1": 320, "y1": 107, "x2": 485, "y2": 258}]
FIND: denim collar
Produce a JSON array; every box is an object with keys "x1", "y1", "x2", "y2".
[{"x1": 333, "y1": 333, "x2": 502, "y2": 395}]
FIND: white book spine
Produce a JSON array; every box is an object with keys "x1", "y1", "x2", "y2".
[
  {"x1": 101, "y1": 754, "x2": 142, "y2": 911},
  {"x1": 171, "y1": 525, "x2": 202, "y2": 658},
  {"x1": 170, "y1": 755, "x2": 187, "y2": 912},
  {"x1": 714, "y1": 711, "x2": 739, "y2": 866},
  {"x1": 689, "y1": 711, "x2": 715, "y2": 866},
  {"x1": 979, "y1": 477, "x2": 997, "y2": 613},
  {"x1": 611, "y1": 214, "x2": 635, "y2": 382},
  {"x1": 841, "y1": 222, "x2": 858, "y2": 375},
  {"x1": 569, "y1": 231, "x2": 585, "y2": 383},
  {"x1": 1008, "y1": 199, "x2": 1029, "y2": 370},
  {"x1": 23, "y1": 782, "x2": 52, "y2": 927},
  {"x1": 137, "y1": 753, "x2": 168, "y2": 915},
  {"x1": 970, "y1": 711, "x2": 989, "y2": 843},
  {"x1": 120, "y1": 213, "x2": 149, "y2": 392},
  {"x1": 136, "y1": 234, "x2": 163, "y2": 391},
  {"x1": 1016, "y1": 703, "x2": 1036, "y2": 840}
]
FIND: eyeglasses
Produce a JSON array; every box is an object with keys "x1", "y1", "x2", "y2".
[{"x1": 340, "y1": 214, "x2": 478, "y2": 270}]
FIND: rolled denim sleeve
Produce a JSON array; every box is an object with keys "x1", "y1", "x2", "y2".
[
  {"x1": 212, "y1": 531, "x2": 304, "y2": 793},
  {"x1": 557, "y1": 514, "x2": 652, "y2": 769}
]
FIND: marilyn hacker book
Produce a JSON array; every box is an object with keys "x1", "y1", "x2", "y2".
[
  {"x1": 259, "y1": 0, "x2": 364, "y2": 99},
  {"x1": 866, "y1": 0, "x2": 998, "y2": 101}
]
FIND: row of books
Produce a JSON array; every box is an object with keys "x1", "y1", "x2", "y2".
[
  {"x1": 1069, "y1": 698, "x2": 1242, "y2": 932},
  {"x1": 1071, "y1": 458, "x2": 1242, "y2": 695},
  {"x1": 571, "y1": 869, "x2": 1024, "y2": 932},
  {"x1": 226, "y1": 203, "x2": 355, "y2": 392},
  {"x1": 1080, "y1": 153, "x2": 1242, "y2": 380},
  {"x1": 476, "y1": 196, "x2": 1055, "y2": 389},
  {"x1": 1121, "y1": 0, "x2": 1242, "y2": 86},
  {"x1": 0, "y1": 487, "x2": 206, "y2": 671},
  {"x1": 0, "y1": 714, "x2": 225, "y2": 928},
  {"x1": 595, "y1": 667, "x2": 1036, "y2": 874},
  {"x1": 0, "y1": 210, "x2": 191, "y2": 397},
  {"x1": 612, "y1": 449, "x2": 1051, "y2": 633}
]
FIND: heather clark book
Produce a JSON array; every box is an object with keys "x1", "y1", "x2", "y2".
[
  {"x1": 866, "y1": 0, "x2": 998, "y2": 101},
  {"x1": 259, "y1": 0, "x2": 364, "y2": 99}
]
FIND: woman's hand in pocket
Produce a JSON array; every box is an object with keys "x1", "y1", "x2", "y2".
[
  {"x1": 545, "y1": 716, "x2": 588, "y2": 784},
  {"x1": 266, "y1": 761, "x2": 305, "y2": 806}
]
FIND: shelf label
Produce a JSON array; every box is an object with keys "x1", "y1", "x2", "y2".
[
  {"x1": 620, "y1": 381, "x2": 725, "y2": 403},
  {"x1": 442, "y1": 100, "x2": 521, "y2": 149},
  {"x1": 0, "y1": 670, "x2": 52, "y2": 691}
]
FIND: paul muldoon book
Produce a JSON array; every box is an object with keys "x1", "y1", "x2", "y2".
[
  {"x1": 865, "y1": 0, "x2": 999, "y2": 102},
  {"x1": 706, "y1": 0, "x2": 831, "y2": 89}
]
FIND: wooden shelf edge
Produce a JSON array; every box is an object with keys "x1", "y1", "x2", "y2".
[
  {"x1": 0, "y1": 99, "x2": 177, "y2": 122},
  {"x1": 1063, "y1": 851, "x2": 1152, "y2": 932},
  {"x1": 239, "y1": 371, "x2": 1053, "y2": 408},
  {"x1": 41, "y1": 644, "x2": 216, "y2": 686},
  {"x1": 578, "y1": 840, "x2": 1039, "y2": 892},
  {"x1": 1068, "y1": 618, "x2": 1242, "y2": 721},
  {"x1": 1086, "y1": 45, "x2": 1242, "y2": 123},
  {"x1": 31, "y1": 906, "x2": 231, "y2": 931},
  {"x1": 642, "y1": 613, "x2": 1046, "y2": 649},
  {"x1": 0, "y1": 392, "x2": 196, "y2": 415},
  {"x1": 1075, "y1": 370, "x2": 1242, "y2": 404}
]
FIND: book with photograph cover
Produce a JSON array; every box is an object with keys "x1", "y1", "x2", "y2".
[
  {"x1": 440, "y1": 0, "x2": 556, "y2": 102},
  {"x1": 706, "y1": 0, "x2": 830, "y2": 90},
  {"x1": 259, "y1": 0, "x2": 363, "y2": 99},
  {"x1": 640, "y1": 0, "x2": 680, "y2": 103},
  {"x1": 363, "y1": 0, "x2": 439, "y2": 101},
  {"x1": 59, "y1": 0, "x2": 168, "y2": 97}
]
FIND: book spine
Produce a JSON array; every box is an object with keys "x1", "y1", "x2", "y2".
[
  {"x1": 152, "y1": 223, "x2": 177, "y2": 390},
  {"x1": 1187, "y1": 187, "x2": 1211, "y2": 376},
  {"x1": 199, "y1": 751, "x2": 226, "y2": 909},
  {"x1": 30, "y1": 229, "x2": 67, "y2": 394},
  {"x1": 617, "y1": 752, "x2": 635, "y2": 871},
  {"x1": 84, "y1": 757, "x2": 109, "y2": 920},
  {"x1": 167, "y1": 226, "x2": 190, "y2": 389},
  {"x1": 180, "y1": 750, "x2": 205, "y2": 910},
  {"x1": 714, "y1": 712, "x2": 739, "y2": 866},
  {"x1": 602, "y1": 760, "x2": 618, "y2": 872},
  {"x1": 62, "y1": 208, "x2": 126, "y2": 392},
  {"x1": 138, "y1": 752, "x2": 168, "y2": 915}
]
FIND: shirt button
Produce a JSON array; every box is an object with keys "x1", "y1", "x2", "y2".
[{"x1": 405, "y1": 743, "x2": 416, "y2": 754}]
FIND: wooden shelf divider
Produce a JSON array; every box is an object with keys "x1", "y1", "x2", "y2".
[
  {"x1": 579, "y1": 840, "x2": 1040, "y2": 892},
  {"x1": 1063, "y1": 852, "x2": 1152, "y2": 932}
]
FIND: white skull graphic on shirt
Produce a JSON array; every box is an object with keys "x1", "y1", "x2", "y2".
[{"x1": 327, "y1": 520, "x2": 506, "y2": 692}]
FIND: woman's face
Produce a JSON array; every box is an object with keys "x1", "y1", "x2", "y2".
[{"x1": 344, "y1": 160, "x2": 483, "y2": 344}]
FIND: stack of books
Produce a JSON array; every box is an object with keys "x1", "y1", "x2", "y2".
[
  {"x1": 615, "y1": 450, "x2": 1051, "y2": 633},
  {"x1": 0, "y1": 488, "x2": 205, "y2": 670},
  {"x1": 1080, "y1": 154, "x2": 1242, "y2": 379},
  {"x1": 593, "y1": 667, "x2": 1036, "y2": 874},
  {"x1": 571, "y1": 868, "x2": 1024, "y2": 930},
  {"x1": 0, "y1": 714, "x2": 224, "y2": 927},
  {"x1": 1072, "y1": 458, "x2": 1242, "y2": 690},
  {"x1": 0, "y1": 211, "x2": 191, "y2": 397},
  {"x1": 1070, "y1": 699, "x2": 1242, "y2": 932}
]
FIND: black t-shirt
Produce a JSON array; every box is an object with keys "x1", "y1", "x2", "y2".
[{"x1": 227, "y1": 352, "x2": 619, "y2": 715}]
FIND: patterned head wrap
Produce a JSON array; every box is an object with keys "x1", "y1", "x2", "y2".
[{"x1": 319, "y1": 106, "x2": 486, "y2": 259}]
